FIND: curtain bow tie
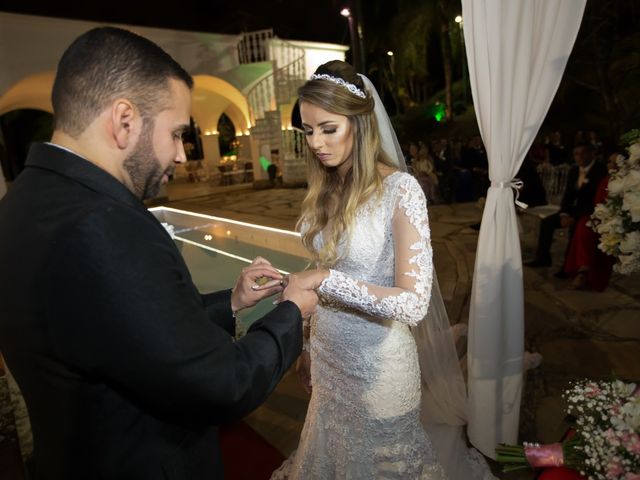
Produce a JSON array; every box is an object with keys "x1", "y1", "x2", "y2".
[{"x1": 491, "y1": 179, "x2": 528, "y2": 209}]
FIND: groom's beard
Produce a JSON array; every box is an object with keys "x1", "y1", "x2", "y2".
[{"x1": 123, "y1": 119, "x2": 172, "y2": 200}]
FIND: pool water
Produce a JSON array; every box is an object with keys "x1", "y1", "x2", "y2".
[
  {"x1": 150, "y1": 207, "x2": 309, "y2": 330},
  {"x1": 177, "y1": 241, "x2": 308, "y2": 329}
]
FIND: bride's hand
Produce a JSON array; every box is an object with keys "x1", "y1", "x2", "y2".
[
  {"x1": 296, "y1": 350, "x2": 312, "y2": 394},
  {"x1": 252, "y1": 269, "x2": 329, "y2": 292}
]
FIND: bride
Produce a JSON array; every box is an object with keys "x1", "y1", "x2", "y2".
[{"x1": 264, "y1": 60, "x2": 495, "y2": 479}]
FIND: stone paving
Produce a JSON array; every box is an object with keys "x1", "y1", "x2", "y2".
[{"x1": 165, "y1": 181, "x2": 640, "y2": 478}]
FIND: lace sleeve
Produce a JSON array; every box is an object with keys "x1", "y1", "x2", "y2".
[{"x1": 317, "y1": 176, "x2": 433, "y2": 326}]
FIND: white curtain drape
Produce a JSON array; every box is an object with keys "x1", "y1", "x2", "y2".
[{"x1": 461, "y1": 0, "x2": 586, "y2": 458}]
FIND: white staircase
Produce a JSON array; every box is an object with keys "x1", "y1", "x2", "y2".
[{"x1": 239, "y1": 30, "x2": 307, "y2": 186}]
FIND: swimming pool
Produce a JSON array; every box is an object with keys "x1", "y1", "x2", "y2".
[{"x1": 149, "y1": 207, "x2": 309, "y2": 329}]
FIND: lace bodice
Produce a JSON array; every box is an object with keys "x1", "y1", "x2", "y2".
[{"x1": 317, "y1": 172, "x2": 433, "y2": 326}]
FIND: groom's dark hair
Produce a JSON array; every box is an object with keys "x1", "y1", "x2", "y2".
[{"x1": 51, "y1": 27, "x2": 193, "y2": 137}]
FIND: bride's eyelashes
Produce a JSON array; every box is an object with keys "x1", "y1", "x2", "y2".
[{"x1": 304, "y1": 128, "x2": 338, "y2": 136}]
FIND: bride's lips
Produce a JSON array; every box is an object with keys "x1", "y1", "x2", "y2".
[{"x1": 316, "y1": 153, "x2": 330, "y2": 161}]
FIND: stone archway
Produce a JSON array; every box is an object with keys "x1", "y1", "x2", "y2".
[
  {"x1": 0, "y1": 71, "x2": 55, "y2": 116},
  {"x1": 0, "y1": 109, "x2": 53, "y2": 182},
  {"x1": 0, "y1": 72, "x2": 258, "y2": 190},
  {"x1": 0, "y1": 71, "x2": 254, "y2": 142},
  {"x1": 190, "y1": 75, "x2": 254, "y2": 182},
  {"x1": 0, "y1": 72, "x2": 56, "y2": 192}
]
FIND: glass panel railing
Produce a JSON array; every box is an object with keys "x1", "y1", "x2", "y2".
[{"x1": 149, "y1": 206, "x2": 309, "y2": 330}]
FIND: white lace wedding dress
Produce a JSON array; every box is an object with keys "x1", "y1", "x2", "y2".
[{"x1": 272, "y1": 172, "x2": 494, "y2": 479}]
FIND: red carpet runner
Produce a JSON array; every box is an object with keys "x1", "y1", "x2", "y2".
[{"x1": 219, "y1": 422, "x2": 285, "y2": 479}]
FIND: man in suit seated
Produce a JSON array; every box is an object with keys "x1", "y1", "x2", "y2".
[
  {"x1": 525, "y1": 142, "x2": 607, "y2": 269},
  {"x1": 0, "y1": 27, "x2": 317, "y2": 479}
]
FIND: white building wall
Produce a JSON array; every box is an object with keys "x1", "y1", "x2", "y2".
[
  {"x1": 0, "y1": 12, "x2": 348, "y2": 99},
  {"x1": 0, "y1": 12, "x2": 242, "y2": 96},
  {"x1": 286, "y1": 40, "x2": 348, "y2": 77}
]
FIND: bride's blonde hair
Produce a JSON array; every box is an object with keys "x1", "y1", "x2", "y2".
[{"x1": 296, "y1": 61, "x2": 396, "y2": 267}]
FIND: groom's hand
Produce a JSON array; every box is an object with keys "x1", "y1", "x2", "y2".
[
  {"x1": 279, "y1": 273, "x2": 318, "y2": 320},
  {"x1": 250, "y1": 270, "x2": 319, "y2": 319},
  {"x1": 231, "y1": 257, "x2": 283, "y2": 312}
]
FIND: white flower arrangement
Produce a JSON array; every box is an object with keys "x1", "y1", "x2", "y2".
[
  {"x1": 496, "y1": 379, "x2": 640, "y2": 480},
  {"x1": 591, "y1": 129, "x2": 640, "y2": 274},
  {"x1": 564, "y1": 380, "x2": 640, "y2": 480}
]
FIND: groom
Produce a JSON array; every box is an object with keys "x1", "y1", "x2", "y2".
[{"x1": 0, "y1": 27, "x2": 317, "y2": 479}]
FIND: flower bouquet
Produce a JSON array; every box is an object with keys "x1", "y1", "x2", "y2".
[
  {"x1": 591, "y1": 129, "x2": 640, "y2": 275},
  {"x1": 496, "y1": 379, "x2": 640, "y2": 479}
]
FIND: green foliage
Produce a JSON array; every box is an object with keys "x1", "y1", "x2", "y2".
[
  {"x1": 364, "y1": 0, "x2": 463, "y2": 111},
  {"x1": 557, "y1": 0, "x2": 640, "y2": 139},
  {"x1": 620, "y1": 129, "x2": 640, "y2": 147},
  {"x1": 391, "y1": 104, "x2": 442, "y2": 142}
]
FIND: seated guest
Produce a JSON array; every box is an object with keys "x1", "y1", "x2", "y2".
[
  {"x1": 460, "y1": 136, "x2": 489, "y2": 200},
  {"x1": 526, "y1": 142, "x2": 607, "y2": 268},
  {"x1": 546, "y1": 131, "x2": 569, "y2": 165},
  {"x1": 516, "y1": 150, "x2": 547, "y2": 208},
  {"x1": 563, "y1": 151, "x2": 621, "y2": 289},
  {"x1": 455, "y1": 137, "x2": 481, "y2": 202},
  {"x1": 529, "y1": 135, "x2": 549, "y2": 165},
  {"x1": 434, "y1": 138, "x2": 454, "y2": 203},
  {"x1": 413, "y1": 143, "x2": 440, "y2": 203},
  {"x1": 405, "y1": 142, "x2": 418, "y2": 173}
]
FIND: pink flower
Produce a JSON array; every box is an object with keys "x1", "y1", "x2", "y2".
[
  {"x1": 602, "y1": 427, "x2": 618, "y2": 443},
  {"x1": 604, "y1": 428, "x2": 621, "y2": 447},
  {"x1": 607, "y1": 458, "x2": 624, "y2": 479},
  {"x1": 585, "y1": 383, "x2": 602, "y2": 398},
  {"x1": 628, "y1": 433, "x2": 640, "y2": 455},
  {"x1": 604, "y1": 428, "x2": 617, "y2": 439}
]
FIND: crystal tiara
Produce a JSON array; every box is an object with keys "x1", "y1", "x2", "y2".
[{"x1": 309, "y1": 73, "x2": 367, "y2": 99}]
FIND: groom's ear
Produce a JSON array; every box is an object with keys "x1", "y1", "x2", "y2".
[{"x1": 110, "y1": 98, "x2": 141, "y2": 150}]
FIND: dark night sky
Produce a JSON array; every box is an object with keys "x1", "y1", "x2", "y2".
[{"x1": 0, "y1": 0, "x2": 350, "y2": 44}]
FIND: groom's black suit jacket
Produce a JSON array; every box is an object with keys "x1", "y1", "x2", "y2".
[{"x1": 0, "y1": 143, "x2": 302, "y2": 479}]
